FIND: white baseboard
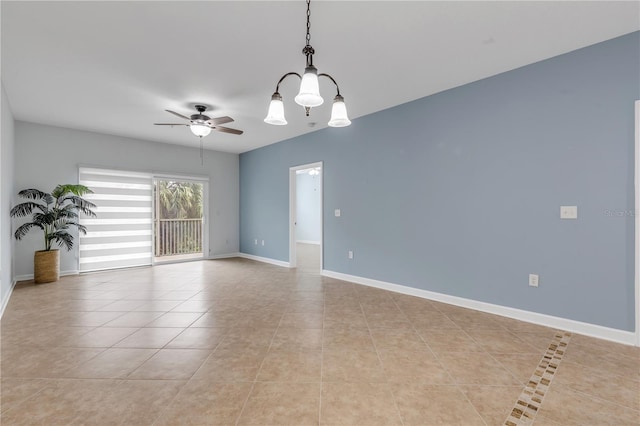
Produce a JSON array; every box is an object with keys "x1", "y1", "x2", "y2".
[
  {"x1": 238, "y1": 253, "x2": 291, "y2": 268},
  {"x1": 0, "y1": 279, "x2": 17, "y2": 319},
  {"x1": 296, "y1": 240, "x2": 321, "y2": 245},
  {"x1": 14, "y1": 270, "x2": 79, "y2": 283},
  {"x1": 321, "y1": 269, "x2": 638, "y2": 347},
  {"x1": 208, "y1": 252, "x2": 241, "y2": 260}
]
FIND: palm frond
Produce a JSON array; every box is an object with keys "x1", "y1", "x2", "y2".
[
  {"x1": 60, "y1": 195, "x2": 97, "y2": 217},
  {"x1": 52, "y1": 184, "x2": 93, "y2": 199},
  {"x1": 10, "y1": 202, "x2": 43, "y2": 218},
  {"x1": 17, "y1": 189, "x2": 53, "y2": 204},
  {"x1": 32, "y1": 212, "x2": 56, "y2": 226},
  {"x1": 64, "y1": 221, "x2": 87, "y2": 235},
  {"x1": 53, "y1": 220, "x2": 70, "y2": 231},
  {"x1": 56, "y1": 208, "x2": 79, "y2": 220},
  {"x1": 49, "y1": 230, "x2": 74, "y2": 251},
  {"x1": 14, "y1": 222, "x2": 44, "y2": 240}
]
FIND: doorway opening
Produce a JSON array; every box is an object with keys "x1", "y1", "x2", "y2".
[
  {"x1": 289, "y1": 162, "x2": 323, "y2": 270},
  {"x1": 153, "y1": 177, "x2": 208, "y2": 264}
]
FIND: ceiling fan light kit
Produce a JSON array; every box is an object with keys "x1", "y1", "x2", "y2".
[
  {"x1": 190, "y1": 123, "x2": 212, "y2": 137},
  {"x1": 264, "y1": 0, "x2": 351, "y2": 128},
  {"x1": 154, "y1": 104, "x2": 243, "y2": 139}
]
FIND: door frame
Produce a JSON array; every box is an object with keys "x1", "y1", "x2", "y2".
[
  {"x1": 635, "y1": 100, "x2": 639, "y2": 345},
  {"x1": 152, "y1": 174, "x2": 209, "y2": 265},
  {"x1": 289, "y1": 161, "x2": 323, "y2": 269}
]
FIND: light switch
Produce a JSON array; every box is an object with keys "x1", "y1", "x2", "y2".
[
  {"x1": 560, "y1": 206, "x2": 578, "y2": 219},
  {"x1": 334, "y1": 209, "x2": 341, "y2": 217}
]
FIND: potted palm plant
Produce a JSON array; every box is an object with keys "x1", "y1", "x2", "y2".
[{"x1": 10, "y1": 184, "x2": 97, "y2": 283}]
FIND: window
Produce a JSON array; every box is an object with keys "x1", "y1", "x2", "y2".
[{"x1": 79, "y1": 167, "x2": 153, "y2": 272}]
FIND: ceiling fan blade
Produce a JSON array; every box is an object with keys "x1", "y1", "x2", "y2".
[
  {"x1": 214, "y1": 126, "x2": 243, "y2": 135},
  {"x1": 208, "y1": 116, "x2": 234, "y2": 126},
  {"x1": 165, "y1": 110, "x2": 191, "y2": 121},
  {"x1": 154, "y1": 123, "x2": 189, "y2": 126}
]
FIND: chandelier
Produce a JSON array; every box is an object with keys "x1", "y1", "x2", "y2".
[{"x1": 264, "y1": 0, "x2": 351, "y2": 127}]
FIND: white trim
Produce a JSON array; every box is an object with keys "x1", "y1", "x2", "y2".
[
  {"x1": 321, "y1": 269, "x2": 638, "y2": 347},
  {"x1": 296, "y1": 240, "x2": 321, "y2": 245},
  {"x1": 289, "y1": 168, "x2": 297, "y2": 268},
  {"x1": 77, "y1": 165, "x2": 209, "y2": 183},
  {"x1": 14, "y1": 269, "x2": 80, "y2": 283},
  {"x1": 153, "y1": 257, "x2": 204, "y2": 266},
  {"x1": 202, "y1": 180, "x2": 210, "y2": 263},
  {"x1": 153, "y1": 173, "x2": 210, "y2": 182},
  {"x1": 289, "y1": 161, "x2": 323, "y2": 270},
  {"x1": 238, "y1": 253, "x2": 290, "y2": 268},
  {"x1": 207, "y1": 252, "x2": 241, "y2": 260},
  {"x1": 635, "y1": 100, "x2": 640, "y2": 346},
  {"x1": 0, "y1": 279, "x2": 17, "y2": 319}
]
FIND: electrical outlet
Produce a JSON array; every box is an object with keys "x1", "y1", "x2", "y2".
[
  {"x1": 348, "y1": 250, "x2": 353, "y2": 259},
  {"x1": 335, "y1": 209, "x2": 341, "y2": 217},
  {"x1": 529, "y1": 274, "x2": 539, "y2": 287},
  {"x1": 261, "y1": 240, "x2": 265, "y2": 246},
  {"x1": 254, "y1": 239, "x2": 258, "y2": 245}
]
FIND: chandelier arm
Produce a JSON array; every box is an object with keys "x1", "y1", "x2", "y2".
[
  {"x1": 275, "y1": 72, "x2": 303, "y2": 93},
  {"x1": 318, "y1": 73, "x2": 341, "y2": 96}
]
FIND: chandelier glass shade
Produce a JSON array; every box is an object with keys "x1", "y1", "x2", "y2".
[
  {"x1": 328, "y1": 95, "x2": 351, "y2": 127},
  {"x1": 294, "y1": 66, "x2": 323, "y2": 108},
  {"x1": 264, "y1": 93, "x2": 287, "y2": 126}
]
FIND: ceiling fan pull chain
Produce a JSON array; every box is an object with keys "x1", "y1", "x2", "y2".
[{"x1": 200, "y1": 136, "x2": 203, "y2": 166}]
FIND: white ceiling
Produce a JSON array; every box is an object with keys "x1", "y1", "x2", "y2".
[{"x1": 2, "y1": 1, "x2": 638, "y2": 154}]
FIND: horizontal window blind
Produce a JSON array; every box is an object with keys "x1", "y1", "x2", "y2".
[{"x1": 79, "y1": 167, "x2": 153, "y2": 272}]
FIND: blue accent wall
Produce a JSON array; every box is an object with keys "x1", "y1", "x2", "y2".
[{"x1": 240, "y1": 32, "x2": 640, "y2": 331}]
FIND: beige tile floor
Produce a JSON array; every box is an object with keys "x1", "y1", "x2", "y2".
[{"x1": 0, "y1": 243, "x2": 638, "y2": 425}]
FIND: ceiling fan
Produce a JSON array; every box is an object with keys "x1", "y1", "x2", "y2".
[{"x1": 155, "y1": 105, "x2": 243, "y2": 138}]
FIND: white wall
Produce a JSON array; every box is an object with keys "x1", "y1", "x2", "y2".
[
  {"x1": 13, "y1": 121, "x2": 239, "y2": 278},
  {"x1": 1, "y1": 83, "x2": 16, "y2": 311},
  {"x1": 295, "y1": 171, "x2": 321, "y2": 243}
]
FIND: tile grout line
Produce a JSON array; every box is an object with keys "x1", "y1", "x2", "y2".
[
  {"x1": 455, "y1": 329, "x2": 530, "y2": 425},
  {"x1": 504, "y1": 330, "x2": 572, "y2": 426},
  {"x1": 233, "y1": 306, "x2": 282, "y2": 426},
  {"x1": 364, "y1": 294, "x2": 405, "y2": 426},
  {"x1": 319, "y1": 289, "x2": 326, "y2": 426},
  {"x1": 148, "y1": 327, "x2": 225, "y2": 425},
  {"x1": 146, "y1": 289, "x2": 238, "y2": 425},
  {"x1": 404, "y1": 299, "x2": 490, "y2": 426},
  {"x1": 122, "y1": 338, "x2": 188, "y2": 425}
]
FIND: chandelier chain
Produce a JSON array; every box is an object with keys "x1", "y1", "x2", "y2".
[{"x1": 305, "y1": 0, "x2": 311, "y2": 47}]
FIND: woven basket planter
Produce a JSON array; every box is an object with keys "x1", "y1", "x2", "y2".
[{"x1": 34, "y1": 250, "x2": 60, "y2": 283}]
